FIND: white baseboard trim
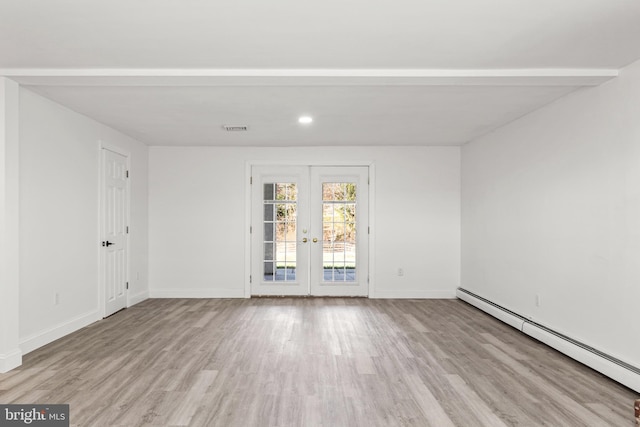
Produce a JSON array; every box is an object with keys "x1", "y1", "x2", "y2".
[
  {"x1": 128, "y1": 290, "x2": 149, "y2": 306},
  {"x1": 457, "y1": 287, "x2": 640, "y2": 393},
  {"x1": 20, "y1": 310, "x2": 100, "y2": 355},
  {"x1": 149, "y1": 288, "x2": 245, "y2": 298},
  {"x1": 0, "y1": 348, "x2": 22, "y2": 373},
  {"x1": 372, "y1": 289, "x2": 457, "y2": 299}
]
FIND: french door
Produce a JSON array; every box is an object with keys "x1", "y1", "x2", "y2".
[{"x1": 251, "y1": 166, "x2": 369, "y2": 296}]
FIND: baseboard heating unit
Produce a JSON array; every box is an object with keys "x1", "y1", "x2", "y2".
[{"x1": 456, "y1": 287, "x2": 640, "y2": 393}]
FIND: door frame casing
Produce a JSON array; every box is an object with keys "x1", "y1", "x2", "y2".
[
  {"x1": 244, "y1": 160, "x2": 376, "y2": 298},
  {"x1": 98, "y1": 141, "x2": 131, "y2": 318}
]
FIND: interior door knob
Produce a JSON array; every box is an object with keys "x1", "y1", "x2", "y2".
[
  {"x1": 312, "y1": 238, "x2": 318, "y2": 243},
  {"x1": 302, "y1": 238, "x2": 308, "y2": 243},
  {"x1": 102, "y1": 241, "x2": 115, "y2": 247}
]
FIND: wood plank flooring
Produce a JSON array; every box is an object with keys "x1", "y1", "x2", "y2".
[{"x1": 0, "y1": 298, "x2": 636, "y2": 426}]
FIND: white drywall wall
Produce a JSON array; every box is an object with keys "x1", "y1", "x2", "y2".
[
  {"x1": 149, "y1": 146, "x2": 460, "y2": 298},
  {"x1": 19, "y1": 88, "x2": 149, "y2": 351},
  {"x1": 462, "y1": 59, "x2": 640, "y2": 368},
  {"x1": 0, "y1": 77, "x2": 21, "y2": 372}
]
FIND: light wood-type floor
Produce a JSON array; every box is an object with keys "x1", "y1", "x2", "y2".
[{"x1": 0, "y1": 298, "x2": 636, "y2": 426}]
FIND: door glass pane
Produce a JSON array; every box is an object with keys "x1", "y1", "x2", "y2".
[
  {"x1": 264, "y1": 183, "x2": 275, "y2": 201},
  {"x1": 264, "y1": 182, "x2": 297, "y2": 281},
  {"x1": 322, "y1": 182, "x2": 356, "y2": 282}
]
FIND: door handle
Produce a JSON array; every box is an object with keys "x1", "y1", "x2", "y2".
[
  {"x1": 312, "y1": 238, "x2": 318, "y2": 243},
  {"x1": 102, "y1": 241, "x2": 115, "y2": 247},
  {"x1": 302, "y1": 238, "x2": 308, "y2": 243}
]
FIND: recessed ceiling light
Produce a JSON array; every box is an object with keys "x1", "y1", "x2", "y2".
[{"x1": 298, "y1": 116, "x2": 313, "y2": 124}]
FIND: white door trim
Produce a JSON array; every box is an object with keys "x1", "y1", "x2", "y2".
[
  {"x1": 245, "y1": 160, "x2": 376, "y2": 298},
  {"x1": 98, "y1": 141, "x2": 131, "y2": 317}
]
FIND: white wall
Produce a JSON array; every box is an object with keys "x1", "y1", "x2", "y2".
[
  {"x1": 19, "y1": 88, "x2": 149, "y2": 352},
  {"x1": 149, "y1": 146, "x2": 460, "y2": 298},
  {"x1": 0, "y1": 78, "x2": 21, "y2": 372},
  {"x1": 462, "y1": 58, "x2": 640, "y2": 368}
]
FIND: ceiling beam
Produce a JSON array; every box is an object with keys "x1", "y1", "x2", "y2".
[{"x1": 0, "y1": 68, "x2": 618, "y2": 87}]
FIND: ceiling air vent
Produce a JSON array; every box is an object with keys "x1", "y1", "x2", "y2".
[{"x1": 223, "y1": 125, "x2": 249, "y2": 132}]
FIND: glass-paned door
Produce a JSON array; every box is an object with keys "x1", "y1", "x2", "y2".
[
  {"x1": 310, "y1": 167, "x2": 368, "y2": 296},
  {"x1": 251, "y1": 166, "x2": 309, "y2": 295},
  {"x1": 251, "y1": 165, "x2": 368, "y2": 296}
]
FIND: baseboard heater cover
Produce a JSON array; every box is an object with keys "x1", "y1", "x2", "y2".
[
  {"x1": 456, "y1": 288, "x2": 525, "y2": 331},
  {"x1": 456, "y1": 287, "x2": 640, "y2": 393}
]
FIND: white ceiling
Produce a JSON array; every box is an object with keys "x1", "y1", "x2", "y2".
[
  {"x1": 27, "y1": 84, "x2": 582, "y2": 147},
  {"x1": 2, "y1": 0, "x2": 640, "y2": 146},
  {"x1": 2, "y1": 0, "x2": 640, "y2": 69}
]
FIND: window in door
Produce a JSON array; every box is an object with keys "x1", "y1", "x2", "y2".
[
  {"x1": 322, "y1": 183, "x2": 357, "y2": 282},
  {"x1": 262, "y1": 183, "x2": 297, "y2": 282}
]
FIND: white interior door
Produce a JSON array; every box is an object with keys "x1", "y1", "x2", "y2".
[
  {"x1": 102, "y1": 148, "x2": 129, "y2": 316},
  {"x1": 251, "y1": 165, "x2": 368, "y2": 296}
]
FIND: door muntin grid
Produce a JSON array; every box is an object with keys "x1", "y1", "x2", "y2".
[
  {"x1": 263, "y1": 183, "x2": 297, "y2": 281},
  {"x1": 321, "y1": 182, "x2": 357, "y2": 282}
]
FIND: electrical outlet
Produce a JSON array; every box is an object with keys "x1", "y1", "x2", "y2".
[
  {"x1": 397, "y1": 268, "x2": 404, "y2": 277},
  {"x1": 55, "y1": 292, "x2": 60, "y2": 306},
  {"x1": 535, "y1": 294, "x2": 541, "y2": 307}
]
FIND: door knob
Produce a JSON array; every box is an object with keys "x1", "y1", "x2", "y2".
[
  {"x1": 302, "y1": 238, "x2": 308, "y2": 243},
  {"x1": 102, "y1": 241, "x2": 115, "y2": 247},
  {"x1": 312, "y1": 238, "x2": 318, "y2": 243}
]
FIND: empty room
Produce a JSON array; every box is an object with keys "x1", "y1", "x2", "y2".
[{"x1": 1, "y1": 1, "x2": 639, "y2": 426}]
